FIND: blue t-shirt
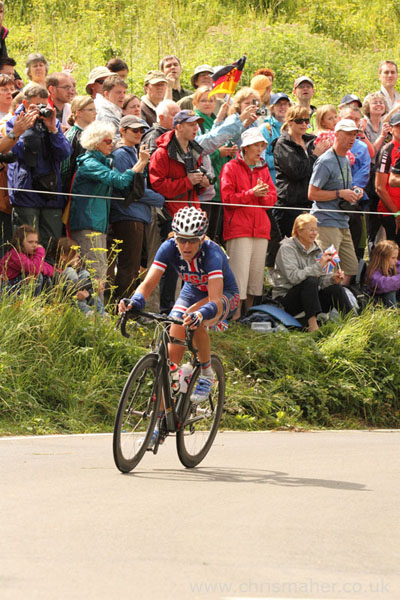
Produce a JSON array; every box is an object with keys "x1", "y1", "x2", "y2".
[
  {"x1": 310, "y1": 150, "x2": 352, "y2": 228},
  {"x1": 153, "y1": 238, "x2": 238, "y2": 295}
]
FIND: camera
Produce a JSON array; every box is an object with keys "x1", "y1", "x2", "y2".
[
  {"x1": 353, "y1": 187, "x2": 362, "y2": 196},
  {"x1": 0, "y1": 151, "x2": 17, "y2": 164},
  {"x1": 37, "y1": 103, "x2": 53, "y2": 119},
  {"x1": 252, "y1": 99, "x2": 268, "y2": 117},
  {"x1": 198, "y1": 166, "x2": 217, "y2": 186},
  {"x1": 190, "y1": 167, "x2": 217, "y2": 193}
]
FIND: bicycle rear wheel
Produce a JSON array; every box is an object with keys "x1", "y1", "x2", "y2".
[
  {"x1": 113, "y1": 353, "x2": 160, "y2": 473},
  {"x1": 176, "y1": 354, "x2": 225, "y2": 468}
]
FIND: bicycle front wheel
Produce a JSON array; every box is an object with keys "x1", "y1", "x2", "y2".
[
  {"x1": 113, "y1": 353, "x2": 160, "y2": 473},
  {"x1": 176, "y1": 354, "x2": 225, "y2": 468}
]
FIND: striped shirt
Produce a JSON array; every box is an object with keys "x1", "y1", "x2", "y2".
[{"x1": 153, "y1": 238, "x2": 238, "y2": 294}]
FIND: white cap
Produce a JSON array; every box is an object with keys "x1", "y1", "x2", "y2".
[
  {"x1": 241, "y1": 127, "x2": 267, "y2": 148},
  {"x1": 334, "y1": 118, "x2": 359, "y2": 133}
]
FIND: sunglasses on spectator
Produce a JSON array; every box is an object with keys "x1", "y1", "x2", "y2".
[
  {"x1": 95, "y1": 78, "x2": 106, "y2": 85},
  {"x1": 293, "y1": 118, "x2": 310, "y2": 125},
  {"x1": 126, "y1": 127, "x2": 147, "y2": 133},
  {"x1": 175, "y1": 236, "x2": 201, "y2": 245},
  {"x1": 102, "y1": 139, "x2": 113, "y2": 145}
]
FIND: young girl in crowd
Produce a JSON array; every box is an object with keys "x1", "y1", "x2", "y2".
[
  {"x1": 366, "y1": 240, "x2": 400, "y2": 307},
  {"x1": 53, "y1": 237, "x2": 106, "y2": 317},
  {"x1": 314, "y1": 104, "x2": 355, "y2": 165},
  {"x1": 0, "y1": 225, "x2": 53, "y2": 293}
]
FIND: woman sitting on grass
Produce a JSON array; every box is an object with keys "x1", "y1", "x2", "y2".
[
  {"x1": 0, "y1": 225, "x2": 53, "y2": 293},
  {"x1": 272, "y1": 214, "x2": 352, "y2": 332},
  {"x1": 52, "y1": 237, "x2": 106, "y2": 317},
  {"x1": 366, "y1": 240, "x2": 400, "y2": 307}
]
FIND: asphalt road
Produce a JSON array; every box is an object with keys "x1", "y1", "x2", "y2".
[{"x1": 1, "y1": 430, "x2": 399, "y2": 600}]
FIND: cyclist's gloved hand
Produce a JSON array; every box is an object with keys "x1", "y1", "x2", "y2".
[
  {"x1": 185, "y1": 310, "x2": 203, "y2": 329},
  {"x1": 120, "y1": 298, "x2": 133, "y2": 311},
  {"x1": 119, "y1": 293, "x2": 145, "y2": 314},
  {"x1": 128, "y1": 292, "x2": 146, "y2": 311}
]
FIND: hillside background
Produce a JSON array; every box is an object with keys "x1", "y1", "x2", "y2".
[
  {"x1": 2, "y1": 0, "x2": 400, "y2": 435},
  {"x1": 5, "y1": 0, "x2": 400, "y2": 102}
]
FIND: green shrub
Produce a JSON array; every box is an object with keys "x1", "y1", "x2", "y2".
[{"x1": 5, "y1": 0, "x2": 400, "y2": 106}]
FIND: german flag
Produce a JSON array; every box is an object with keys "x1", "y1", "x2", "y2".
[{"x1": 208, "y1": 56, "x2": 247, "y2": 98}]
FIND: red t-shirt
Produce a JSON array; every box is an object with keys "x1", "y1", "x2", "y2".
[{"x1": 376, "y1": 140, "x2": 400, "y2": 212}]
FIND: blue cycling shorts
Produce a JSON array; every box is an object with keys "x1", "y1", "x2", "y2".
[{"x1": 169, "y1": 282, "x2": 240, "y2": 322}]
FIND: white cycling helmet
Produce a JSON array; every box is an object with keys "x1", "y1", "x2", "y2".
[{"x1": 171, "y1": 206, "x2": 209, "y2": 237}]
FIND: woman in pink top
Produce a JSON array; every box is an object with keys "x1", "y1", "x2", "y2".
[{"x1": 0, "y1": 224, "x2": 53, "y2": 293}]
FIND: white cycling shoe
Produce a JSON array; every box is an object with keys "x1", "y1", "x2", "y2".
[{"x1": 191, "y1": 376, "x2": 214, "y2": 403}]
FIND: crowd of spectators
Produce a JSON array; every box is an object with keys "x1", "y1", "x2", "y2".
[{"x1": 1, "y1": 1, "x2": 400, "y2": 325}]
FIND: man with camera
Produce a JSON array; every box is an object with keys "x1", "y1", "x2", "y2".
[
  {"x1": 149, "y1": 109, "x2": 210, "y2": 311},
  {"x1": 149, "y1": 109, "x2": 210, "y2": 218},
  {"x1": 6, "y1": 84, "x2": 72, "y2": 250},
  {"x1": 308, "y1": 118, "x2": 360, "y2": 286}
]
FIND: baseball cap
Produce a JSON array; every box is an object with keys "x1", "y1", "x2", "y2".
[
  {"x1": 389, "y1": 112, "x2": 400, "y2": 126},
  {"x1": 250, "y1": 75, "x2": 272, "y2": 97},
  {"x1": 120, "y1": 115, "x2": 148, "y2": 130},
  {"x1": 144, "y1": 70, "x2": 168, "y2": 85},
  {"x1": 334, "y1": 118, "x2": 359, "y2": 133},
  {"x1": 294, "y1": 76, "x2": 314, "y2": 88},
  {"x1": 173, "y1": 110, "x2": 204, "y2": 128},
  {"x1": 86, "y1": 66, "x2": 112, "y2": 94},
  {"x1": 270, "y1": 92, "x2": 290, "y2": 106},
  {"x1": 191, "y1": 64, "x2": 214, "y2": 88},
  {"x1": 241, "y1": 128, "x2": 267, "y2": 148},
  {"x1": 340, "y1": 94, "x2": 362, "y2": 107}
]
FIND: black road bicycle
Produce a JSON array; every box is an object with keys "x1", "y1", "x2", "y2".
[{"x1": 113, "y1": 309, "x2": 225, "y2": 473}]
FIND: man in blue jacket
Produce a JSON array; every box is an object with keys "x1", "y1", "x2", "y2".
[
  {"x1": 110, "y1": 115, "x2": 164, "y2": 299},
  {"x1": 6, "y1": 84, "x2": 72, "y2": 249}
]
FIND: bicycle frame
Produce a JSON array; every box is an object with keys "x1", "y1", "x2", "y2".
[
  {"x1": 119, "y1": 310, "x2": 199, "y2": 434},
  {"x1": 114, "y1": 308, "x2": 225, "y2": 471}
]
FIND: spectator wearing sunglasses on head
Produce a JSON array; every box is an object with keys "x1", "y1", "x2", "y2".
[
  {"x1": 110, "y1": 115, "x2": 163, "y2": 300},
  {"x1": 272, "y1": 105, "x2": 330, "y2": 240},
  {"x1": 69, "y1": 121, "x2": 147, "y2": 287}
]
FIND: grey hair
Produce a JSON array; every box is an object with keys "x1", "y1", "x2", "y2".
[
  {"x1": 25, "y1": 53, "x2": 49, "y2": 79},
  {"x1": 362, "y1": 92, "x2": 389, "y2": 118},
  {"x1": 80, "y1": 121, "x2": 116, "y2": 150},
  {"x1": 156, "y1": 99, "x2": 179, "y2": 120}
]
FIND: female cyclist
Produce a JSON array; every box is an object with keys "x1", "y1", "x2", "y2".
[{"x1": 118, "y1": 206, "x2": 240, "y2": 401}]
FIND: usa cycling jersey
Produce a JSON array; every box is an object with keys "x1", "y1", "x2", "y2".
[{"x1": 153, "y1": 238, "x2": 239, "y2": 295}]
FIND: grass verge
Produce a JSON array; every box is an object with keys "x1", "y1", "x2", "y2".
[{"x1": 0, "y1": 291, "x2": 399, "y2": 435}]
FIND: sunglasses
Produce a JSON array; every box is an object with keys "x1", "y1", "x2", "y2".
[
  {"x1": 175, "y1": 236, "x2": 201, "y2": 245},
  {"x1": 293, "y1": 118, "x2": 310, "y2": 125},
  {"x1": 102, "y1": 138, "x2": 113, "y2": 145},
  {"x1": 126, "y1": 127, "x2": 147, "y2": 134},
  {"x1": 95, "y1": 78, "x2": 106, "y2": 85}
]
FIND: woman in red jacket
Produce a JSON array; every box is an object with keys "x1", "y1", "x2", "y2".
[{"x1": 220, "y1": 128, "x2": 277, "y2": 318}]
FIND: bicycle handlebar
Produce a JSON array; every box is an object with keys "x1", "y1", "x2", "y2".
[
  {"x1": 116, "y1": 309, "x2": 184, "y2": 338},
  {"x1": 116, "y1": 308, "x2": 197, "y2": 356}
]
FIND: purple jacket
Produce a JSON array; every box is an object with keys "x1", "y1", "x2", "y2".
[{"x1": 368, "y1": 260, "x2": 400, "y2": 294}]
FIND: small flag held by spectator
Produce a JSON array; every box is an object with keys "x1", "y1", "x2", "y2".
[
  {"x1": 323, "y1": 244, "x2": 340, "y2": 273},
  {"x1": 208, "y1": 56, "x2": 246, "y2": 98}
]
